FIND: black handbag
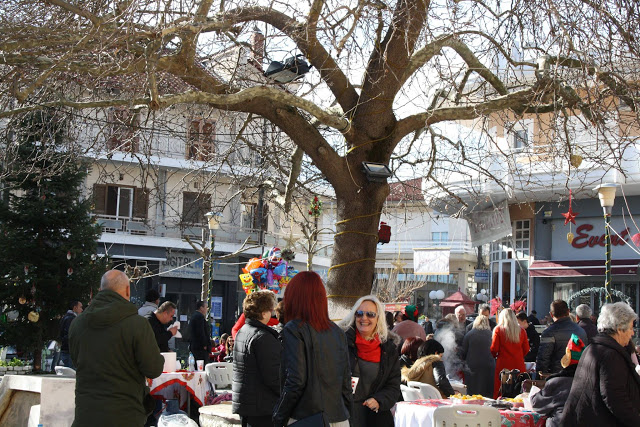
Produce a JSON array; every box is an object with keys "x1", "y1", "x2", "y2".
[
  {"x1": 289, "y1": 412, "x2": 330, "y2": 427},
  {"x1": 499, "y1": 369, "x2": 531, "y2": 398}
]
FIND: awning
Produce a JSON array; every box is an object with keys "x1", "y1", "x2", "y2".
[{"x1": 529, "y1": 259, "x2": 639, "y2": 277}]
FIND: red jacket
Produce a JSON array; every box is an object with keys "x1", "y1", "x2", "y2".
[{"x1": 490, "y1": 326, "x2": 529, "y2": 398}]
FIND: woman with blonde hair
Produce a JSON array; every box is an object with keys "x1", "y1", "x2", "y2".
[
  {"x1": 490, "y1": 308, "x2": 529, "y2": 398},
  {"x1": 340, "y1": 295, "x2": 401, "y2": 427},
  {"x1": 461, "y1": 315, "x2": 495, "y2": 397}
]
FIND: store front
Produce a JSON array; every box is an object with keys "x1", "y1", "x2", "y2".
[{"x1": 531, "y1": 196, "x2": 640, "y2": 320}]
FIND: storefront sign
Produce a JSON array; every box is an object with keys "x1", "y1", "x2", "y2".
[
  {"x1": 160, "y1": 250, "x2": 238, "y2": 281},
  {"x1": 413, "y1": 249, "x2": 450, "y2": 274},
  {"x1": 211, "y1": 296, "x2": 223, "y2": 320},
  {"x1": 571, "y1": 224, "x2": 630, "y2": 248},
  {"x1": 466, "y1": 201, "x2": 512, "y2": 247}
]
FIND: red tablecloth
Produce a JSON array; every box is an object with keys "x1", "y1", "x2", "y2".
[
  {"x1": 148, "y1": 371, "x2": 212, "y2": 408},
  {"x1": 394, "y1": 399, "x2": 546, "y2": 427}
]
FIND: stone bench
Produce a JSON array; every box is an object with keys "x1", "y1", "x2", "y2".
[{"x1": 199, "y1": 403, "x2": 241, "y2": 427}]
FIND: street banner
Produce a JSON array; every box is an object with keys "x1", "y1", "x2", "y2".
[
  {"x1": 466, "y1": 201, "x2": 512, "y2": 246},
  {"x1": 413, "y1": 249, "x2": 450, "y2": 275}
]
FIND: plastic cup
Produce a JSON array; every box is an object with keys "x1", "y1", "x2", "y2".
[{"x1": 196, "y1": 360, "x2": 204, "y2": 371}]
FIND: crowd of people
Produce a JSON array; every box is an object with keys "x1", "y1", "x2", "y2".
[{"x1": 60, "y1": 269, "x2": 640, "y2": 426}]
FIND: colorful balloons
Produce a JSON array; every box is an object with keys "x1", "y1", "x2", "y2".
[{"x1": 239, "y1": 247, "x2": 297, "y2": 294}]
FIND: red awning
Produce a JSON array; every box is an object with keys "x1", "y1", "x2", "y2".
[{"x1": 529, "y1": 259, "x2": 639, "y2": 277}]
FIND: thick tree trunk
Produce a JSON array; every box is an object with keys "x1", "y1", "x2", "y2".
[{"x1": 326, "y1": 183, "x2": 389, "y2": 320}]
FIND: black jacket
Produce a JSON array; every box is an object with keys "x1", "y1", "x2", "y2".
[
  {"x1": 560, "y1": 333, "x2": 640, "y2": 426},
  {"x1": 273, "y1": 320, "x2": 352, "y2": 426},
  {"x1": 536, "y1": 316, "x2": 587, "y2": 373},
  {"x1": 188, "y1": 310, "x2": 210, "y2": 352},
  {"x1": 344, "y1": 326, "x2": 401, "y2": 426},
  {"x1": 148, "y1": 312, "x2": 172, "y2": 352},
  {"x1": 232, "y1": 318, "x2": 281, "y2": 417},
  {"x1": 59, "y1": 310, "x2": 76, "y2": 352},
  {"x1": 524, "y1": 323, "x2": 540, "y2": 362},
  {"x1": 578, "y1": 318, "x2": 598, "y2": 343},
  {"x1": 530, "y1": 364, "x2": 576, "y2": 427}
]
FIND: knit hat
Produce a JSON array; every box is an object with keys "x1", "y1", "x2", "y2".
[
  {"x1": 404, "y1": 304, "x2": 419, "y2": 322},
  {"x1": 561, "y1": 334, "x2": 586, "y2": 368}
]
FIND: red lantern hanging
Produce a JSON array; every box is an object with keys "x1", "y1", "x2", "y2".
[{"x1": 378, "y1": 221, "x2": 391, "y2": 244}]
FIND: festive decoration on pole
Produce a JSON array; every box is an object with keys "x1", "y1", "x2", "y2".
[{"x1": 308, "y1": 196, "x2": 322, "y2": 217}]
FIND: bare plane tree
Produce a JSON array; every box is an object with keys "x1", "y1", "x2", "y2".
[{"x1": 1, "y1": 0, "x2": 639, "y2": 315}]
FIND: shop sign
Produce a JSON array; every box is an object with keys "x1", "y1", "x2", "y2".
[
  {"x1": 160, "y1": 251, "x2": 203, "y2": 279},
  {"x1": 571, "y1": 224, "x2": 630, "y2": 248},
  {"x1": 551, "y1": 217, "x2": 638, "y2": 260},
  {"x1": 466, "y1": 201, "x2": 512, "y2": 247}
]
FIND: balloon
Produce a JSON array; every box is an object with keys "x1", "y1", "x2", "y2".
[
  {"x1": 243, "y1": 258, "x2": 264, "y2": 274},
  {"x1": 273, "y1": 263, "x2": 288, "y2": 277},
  {"x1": 239, "y1": 273, "x2": 253, "y2": 285}
]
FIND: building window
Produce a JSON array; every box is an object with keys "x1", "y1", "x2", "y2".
[
  {"x1": 187, "y1": 119, "x2": 216, "y2": 161},
  {"x1": 92, "y1": 184, "x2": 148, "y2": 219},
  {"x1": 108, "y1": 108, "x2": 139, "y2": 152},
  {"x1": 431, "y1": 232, "x2": 449, "y2": 242},
  {"x1": 181, "y1": 192, "x2": 212, "y2": 225},
  {"x1": 513, "y1": 129, "x2": 528, "y2": 149},
  {"x1": 489, "y1": 219, "x2": 530, "y2": 261},
  {"x1": 241, "y1": 203, "x2": 257, "y2": 230}
]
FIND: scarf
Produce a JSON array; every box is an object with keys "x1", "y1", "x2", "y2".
[{"x1": 355, "y1": 329, "x2": 381, "y2": 363}]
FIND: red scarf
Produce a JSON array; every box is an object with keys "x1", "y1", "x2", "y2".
[{"x1": 355, "y1": 329, "x2": 381, "y2": 363}]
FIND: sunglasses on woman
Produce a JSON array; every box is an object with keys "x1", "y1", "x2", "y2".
[{"x1": 355, "y1": 310, "x2": 377, "y2": 318}]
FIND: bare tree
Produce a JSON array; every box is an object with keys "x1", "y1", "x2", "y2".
[{"x1": 1, "y1": 0, "x2": 639, "y2": 315}]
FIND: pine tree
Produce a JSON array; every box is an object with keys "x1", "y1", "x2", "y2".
[{"x1": 0, "y1": 110, "x2": 106, "y2": 370}]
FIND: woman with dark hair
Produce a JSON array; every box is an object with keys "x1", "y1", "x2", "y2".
[
  {"x1": 399, "y1": 337, "x2": 425, "y2": 369},
  {"x1": 339, "y1": 295, "x2": 401, "y2": 427},
  {"x1": 224, "y1": 335, "x2": 235, "y2": 362},
  {"x1": 232, "y1": 290, "x2": 280, "y2": 427},
  {"x1": 401, "y1": 339, "x2": 455, "y2": 398},
  {"x1": 272, "y1": 272, "x2": 352, "y2": 427}
]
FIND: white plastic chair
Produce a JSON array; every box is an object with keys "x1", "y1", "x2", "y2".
[
  {"x1": 205, "y1": 362, "x2": 233, "y2": 389},
  {"x1": 407, "y1": 381, "x2": 443, "y2": 399},
  {"x1": 400, "y1": 384, "x2": 422, "y2": 401},
  {"x1": 433, "y1": 404, "x2": 501, "y2": 427}
]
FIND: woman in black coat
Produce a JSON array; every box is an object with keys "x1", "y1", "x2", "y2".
[
  {"x1": 560, "y1": 302, "x2": 640, "y2": 426},
  {"x1": 231, "y1": 291, "x2": 281, "y2": 427},
  {"x1": 340, "y1": 295, "x2": 401, "y2": 427},
  {"x1": 461, "y1": 315, "x2": 495, "y2": 397},
  {"x1": 272, "y1": 272, "x2": 352, "y2": 427}
]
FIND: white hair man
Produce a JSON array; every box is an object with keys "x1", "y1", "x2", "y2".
[{"x1": 576, "y1": 304, "x2": 597, "y2": 343}]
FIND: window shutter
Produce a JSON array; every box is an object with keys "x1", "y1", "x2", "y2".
[
  {"x1": 133, "y1": 187, "x2": 149, "y2": 219},
  {"x1": 92, "y1": 184, "x2": 106, "y2": 214}
]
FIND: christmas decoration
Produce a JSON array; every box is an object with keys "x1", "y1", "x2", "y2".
[
  {"x1": 18, "y1": 296, "x2": 26, "y2": 305},
  {"x1": 567, "y1": 232, "x2": 574, "y2": 244},
  {"x1": 378, "y1": 221, "x2": 391, "y2": 244},
  {"x1": 28, "y1": 311, "x2": 40, "y2": 322},
  {"x1": 562, "y1": 190, "x2": 579, "y2": 225},
  {"x1": 308, "y1": 195, "x2": 322, "y2": 217},
  {"x1": 632, "y1": 233, "x2": 640, "y2": 247},
  {"x1": 570, "y1": 154, "x2": 583, "y2": 168},
  {"x1": 67, "y1": 251, "x2": 72, "y2": 260}
]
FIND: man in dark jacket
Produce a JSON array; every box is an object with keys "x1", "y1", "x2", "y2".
[
  {"x1": 58, "y1": 300, "x2": 83, "y2": 368},
  {"x1": 189, "y1": 300, "x2": 211, "y2": 363},
  {"x1": 149, "y1": 301, "x2": 178, "y2": 352},
  {"x1": 527, "y1": 310, "x2": 541, "y2": 326},
  {"x1": 69, "y1": 270, "x2": 164, "y2": 427},
  {"x1": 536, "y1": 300, "x2": 587, "y2": 374},
  {"x1": 516, "y1": 311, "x2": 540, "y2": 362},
  {"x1": 575, "y1": 304, "x2": 597, "y2": 343}
]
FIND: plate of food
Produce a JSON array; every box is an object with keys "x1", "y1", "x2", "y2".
[{"x1": 450, "y1": 393, "x2": 487, "y2": 405}]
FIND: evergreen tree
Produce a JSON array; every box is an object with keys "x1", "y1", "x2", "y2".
[{"x1": 0, "y1": 110, "x2": 106, "y2": 369}]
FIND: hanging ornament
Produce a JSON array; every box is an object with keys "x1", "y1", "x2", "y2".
[
  {"x1": 632, "y1": 233, "x2": 640, "y2": 247},
  {"x1": 67, "y1": 267, "x2": 73, "y2": 276},
  {"x1": 567, "y1": 232, "x2": 574, "y2": 244},
  {"x1": 570, "y1": 154, "x2": 583, "y2": 168},
  {"x1": 24, "y1": 265, "x2": 29, "y2": 275},
  {"x1": 91, "y1": 254, "x2": 97, "y2": 261},
  {"x1": 18, "y1": 296, "x2": 27, "y2": 305},
  {"x1": 378, "y1": 221, "x2": 391, "y2": 244},
  {"x1": 28, "y1": 311, "x2": 40, "y2": 322},
  {"x1": 67, "y1": 251, "x2": 72, "y2": 260},
  {"x1": 562, "y1": 189, "x2": 579, "y2": 225},
  {"x1": 308, "y1": 196, "x2": 323, "y2": 217},
  {"x1": 30, "y1": 284, "x2": 36, "y2": 295}
]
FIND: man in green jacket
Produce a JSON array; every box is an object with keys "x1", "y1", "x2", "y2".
[{"x1": 70, "y1": 270, "x2": 164, "y2": 427}]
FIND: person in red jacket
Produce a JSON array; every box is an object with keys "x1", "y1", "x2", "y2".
[{"x1": 490, "y1": 308, "x2": 529, "y2": 398}]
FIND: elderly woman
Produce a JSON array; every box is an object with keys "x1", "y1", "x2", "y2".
[
  {"x1": 231, "y1": 290, "x2": 280, "y2": 427},
  {"x1": 560, "y1": 302, "x2": 640, "y2": 426},
  {"x1": 340, "y1": 295, "x2": 401, "y2": 427},
  {"x1": 461, "y1": 315, "x2": 495, "y2": 397}
]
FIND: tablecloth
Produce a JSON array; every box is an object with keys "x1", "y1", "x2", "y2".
[
  {"x1": 148, "y1": 371, "x2": 213, "y2": 408},
  {"x1": 394, "y1": 399, "x2": 546, "y2": 427}
]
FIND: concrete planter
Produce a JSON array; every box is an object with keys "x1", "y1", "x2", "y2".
[
  {"x1": 0, "y1": 366, "x2": 6, "y2": 373},
  {"x1": 6, "y1": 366, "x2": 13, "y2": 371}
]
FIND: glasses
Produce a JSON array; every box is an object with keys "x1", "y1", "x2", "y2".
[{"x1": 355, "y1": 310, "x2": 377, "y2": 319}]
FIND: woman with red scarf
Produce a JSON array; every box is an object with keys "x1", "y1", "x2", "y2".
[{"x1": 340, "y1": 295, "x2": 401, "y2": 427}]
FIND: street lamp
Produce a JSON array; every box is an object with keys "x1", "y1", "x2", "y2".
[
  {"x1": 595, "y1": 183, "x2": 618, "y2": 303},
  {"x1": 203, "y1": 212, "x2": 221, "y2": 308},
  {"x1": 429, "y1": 289, "x2": 445, "y2": 320}
]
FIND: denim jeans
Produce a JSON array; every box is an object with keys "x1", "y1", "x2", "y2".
[{"x1": 60, "y1": 351, "x2": 74, "y2": 369}]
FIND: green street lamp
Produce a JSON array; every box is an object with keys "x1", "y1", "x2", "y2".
[
  {"x1": 595, "y1": 183, "x2": 618, "y2": 303},
  {"x1": 203, "y1": 212, "x2": 221, "y2": 311}
]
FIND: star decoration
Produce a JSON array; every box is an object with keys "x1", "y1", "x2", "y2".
[
  {"x1": 284, "y1": 232, "x2": 299, "y2": 248},
  {"x1": 391, "y1": 258, "x2": 406, "y2": 273},
  {"x1": 562, "y1": 189, "x2": 579, "y2": 225}
]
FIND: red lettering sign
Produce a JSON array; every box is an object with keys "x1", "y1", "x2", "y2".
[{"x1": 571, "y1": 224, "x2": 629, "y2": 249}]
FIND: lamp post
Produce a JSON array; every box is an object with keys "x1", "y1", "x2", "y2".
[
  {"x1": 202, "y1": 212, "x2": 221, "y2": 308},
  {"x1": 595, "y1": 183, "x2": 618, "y2": 303},
  {"x1": 429, "y1": 289, "x2": 445, "y2": 320}
]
